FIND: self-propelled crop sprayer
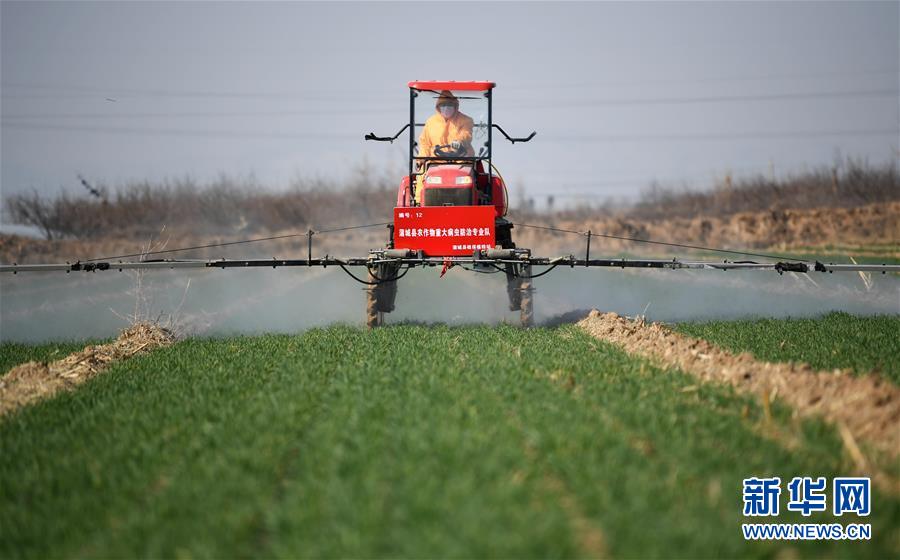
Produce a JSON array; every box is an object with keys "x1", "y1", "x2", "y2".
[{"x1": 2, "y1": 81, "x2": 897, "y2": 327}]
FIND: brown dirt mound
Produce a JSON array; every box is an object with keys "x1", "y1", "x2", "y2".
[
  {"x1": 577, "y1": 310, "x2": 900, "y2": 462},
  {"x1": 515, "y1": 201, "x2": 900, "y2": 256},
  {"x1": 0, "y1": 323, "x2": 174, "y2": 418}
]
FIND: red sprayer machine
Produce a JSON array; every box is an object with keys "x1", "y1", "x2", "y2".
[{"x1": 3, "y1": 81, "x2": 896, "y2": 327}]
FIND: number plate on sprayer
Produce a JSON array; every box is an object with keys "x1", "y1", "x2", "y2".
[{"x1": 393, "y1": 206, "x2": 496, "y2": 257}]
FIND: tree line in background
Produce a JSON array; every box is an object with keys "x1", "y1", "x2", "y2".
[
  {"x1": 4, "y1": 159, "x2": 897, "y2": 241},
  {"x1": 628, "y1": 158, "x2": 898, "y2": 221}
]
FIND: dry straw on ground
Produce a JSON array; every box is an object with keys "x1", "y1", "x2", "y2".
[
  {"x1": 577, "y1": 310, "x2": 900, "y2": 464},
  {"x1": 0, "y1": 323, "x2": 174, "y2": 418}
]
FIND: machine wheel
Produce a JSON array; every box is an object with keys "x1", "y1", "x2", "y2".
[
  {"x1": 504, "y1": 263, "x2": 522, "y2": 311},
  {"x1": 366, "y1": 262, "x2": 401, "y2": 329},
  {"x1": 365, "y1": 284, "x2": 382, "y2": 328},
  {"x1": 520, "y1": 264, "x2": 534, "y2": 328}
]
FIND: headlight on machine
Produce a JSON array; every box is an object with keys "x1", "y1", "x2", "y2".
[
  {"x1": 426, "y1": 176, "x2": 443, "y2": 184},
  {"x1": 455, "y1": 176, "x2": 473, "y2": 185}
]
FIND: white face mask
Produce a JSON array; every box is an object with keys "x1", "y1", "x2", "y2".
[{"x1": 439, "y1": 105, "x2": 456, "y2": 118}]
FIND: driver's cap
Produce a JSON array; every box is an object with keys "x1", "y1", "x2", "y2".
[{"x1": 436, "y1": 90, "x2": 459, "y2": 108}]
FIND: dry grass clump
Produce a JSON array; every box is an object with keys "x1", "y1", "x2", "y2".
[
  {"x1": 0, "y1": 323, "x2": 174, "y2": 418},
  {"x1": 577, "y1": 310, "x2": 900, "y2": 462}
]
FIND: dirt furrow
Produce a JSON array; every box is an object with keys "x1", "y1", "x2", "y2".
[
  {"x1": 577, "y1": 310, "x2": 900, "y2": 465},
  {"x1": 0, "y1": 323, "x2": 174, "y2": 418}
]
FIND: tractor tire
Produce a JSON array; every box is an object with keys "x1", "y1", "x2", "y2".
[
  {"x1": 366, "y1": 262, "x2": 401, "y2": 328},
  {"x1": 504, "y1": 263, "x2": 522, "y2": 311},
  {"x1": 520, "y1": 264, "x2": 534, "y2": 328},
  {"x1": 366, "y1": 274, "x2": 382, "y2": 328}
]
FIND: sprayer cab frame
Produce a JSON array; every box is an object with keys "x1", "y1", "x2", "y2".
[
  {"x1": 364, "y1": 81, "x2": 536, "y2": 207},
  {"x1": 408, "y1": 82, "x2": 494, "y2": 205}
]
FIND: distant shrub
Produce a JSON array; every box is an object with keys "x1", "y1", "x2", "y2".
[
  {"x1": 4, "y1": 165, "x2": 395, "y2": 240},
  {"x1": 4, "y1": 158, "x2": 897, "y2": 241},
  {"x1": 628, "y1": 158, "x2": 898, "y2": 220}
]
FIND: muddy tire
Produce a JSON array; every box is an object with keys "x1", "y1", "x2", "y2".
[
  {"x1": 520, "y1": 264, "x2": 534, "y2": 328},
  {"x1": 366, "y1": 306, "x2": 383, "y2": 328},
  {"x1": 366, "y1": 262, "x2": 401, "y2": 328},
  {"x1": 505, "y1": 263, "x2": 522, "y2": 311},
  {"x1": 366, "y1": 270, "x2": 382, "y2": 328}
]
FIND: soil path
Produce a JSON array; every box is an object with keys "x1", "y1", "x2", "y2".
[{"x1": 577, "y1": 311, "x2": 900, "y2": 469}]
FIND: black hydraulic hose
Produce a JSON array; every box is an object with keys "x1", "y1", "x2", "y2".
[
  {"x1": 338, "y1": 264, "x2": 411, "y2": 286},
  {"x1": 459, "y1": 264, "x2": 502, "y2": 274},
  {"x1": 366, "y1": 263, "x2": 411, "y2": 282},
  {"x1": 517, "y1": 264, "x2": 560, "y2": 279}
]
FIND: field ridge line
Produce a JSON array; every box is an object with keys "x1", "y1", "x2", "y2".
[
  {"x1": 503, "y1": 385, "x2": 610, "y2": 559},
  {"x1": 0, "y1": 323, "x2": 174, "y2": 418},
  {"x1": 576, "y1": 311, "x2": 900, "y2": 474}
]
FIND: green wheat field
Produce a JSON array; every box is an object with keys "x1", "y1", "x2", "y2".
[{"x1": 1, "y1": 313, "x2": 898, "y2": 558}]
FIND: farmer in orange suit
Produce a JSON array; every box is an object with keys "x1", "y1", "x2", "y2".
[
  {"x1": 415, "y1": 90, "x2": 475, "y2": 203},
  {"x1": 418, "y1": 90, "x2": 475, "y2": 158}
]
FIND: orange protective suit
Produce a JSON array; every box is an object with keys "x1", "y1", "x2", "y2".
[
  {"x1": 417, "y1": 90, "x2": 475, "y2": 158},
  {"x1": 415, "y1": 91, "x2": 475, "y2": 203}
]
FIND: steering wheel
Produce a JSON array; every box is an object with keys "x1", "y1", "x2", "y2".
[{"x1": 433, "y1": 143, "x2": 466, "y2": 157}]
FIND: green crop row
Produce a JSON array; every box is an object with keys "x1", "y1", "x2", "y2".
[
  {"x1": 675, "y1": 311, "x2": 900, "y2": 385},
  {"x1": 1, "y1": 325, "x2": 897, "y2": 558}
]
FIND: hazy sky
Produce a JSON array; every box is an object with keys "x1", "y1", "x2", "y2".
[{"x1": 1, "y1": 1, "x2": 898, "y2": 207}]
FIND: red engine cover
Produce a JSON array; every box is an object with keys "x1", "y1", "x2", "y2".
[
  {"x1": 396, "y1": 166, "x2": 508, "y2": 218},
  {"x1": 394, "y1": 206, "x2": 496, "y2": 257}
]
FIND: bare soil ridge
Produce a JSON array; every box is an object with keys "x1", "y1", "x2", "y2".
[
  {"x1": 576, "y1": 310, "x2": 900, "y2": 462},
  {"x1": 517, "y1": 201, "x2": 900, "y2": 256},
  {"x1": 0, "y1": 323, "x2": 174, "y2": 418}
]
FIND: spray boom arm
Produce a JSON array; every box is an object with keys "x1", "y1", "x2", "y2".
[
  {"x1": 492, "y1": 124, "x2": 536, "y2": 144},
  {"x1": 364, "y1": 124, "x2": 409, "y2": 143}
]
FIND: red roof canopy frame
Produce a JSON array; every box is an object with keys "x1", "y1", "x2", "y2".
[{"x1": 408, "y1": 81, "x2": 495, "y2": 91}]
